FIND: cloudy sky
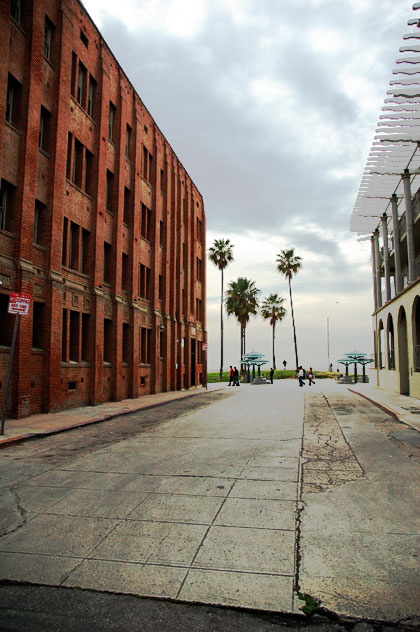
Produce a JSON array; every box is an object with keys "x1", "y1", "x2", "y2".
[{"x1": 82, "y1": 0, "x2": 414, "y2": 372}]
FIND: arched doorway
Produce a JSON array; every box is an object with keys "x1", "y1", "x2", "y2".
[
  {"x1": 387, "y1": 314, "x2": 395, "y2": 370},
  {"x1": 398, "y1": 307, "x2": 409, "y2": 395},
  {"x1": 378, "y1": 320, "x2": 385, "y2": 368},
  {"x1": 412, "y1": 296, "x2": 420, "y2": 373}
]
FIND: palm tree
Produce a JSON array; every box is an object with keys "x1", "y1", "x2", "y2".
[
  {"x1": 261, "y1": 293, "x2": 286, "y2": 370},
  {"x1": 208, "y1": 238, "x2": 234, "y2": 379},
  {"x1": 276, "y1": 248, "x2": 302, "y2": 370},
  {"x1": 226, "y1": 277, "x2": 260, "y2": 368}
]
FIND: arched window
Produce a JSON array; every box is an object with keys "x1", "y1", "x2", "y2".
[
  {"x1": 378, "y1": 320, "x2": 385, "y2": 369},
  {"x1": 387, "y1": 314, "x2": 395, "y2": 370},
  {"x1": 412, "y1": 296, "x2": 420, "y2": 372}
]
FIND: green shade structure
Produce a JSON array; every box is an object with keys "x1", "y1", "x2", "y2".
[
  {"x1": 241, "y1": 351, "x2": 269, "y2": 383},
  {"x1": 338, "y1": 351, "x2": 374, "y2": 383}
]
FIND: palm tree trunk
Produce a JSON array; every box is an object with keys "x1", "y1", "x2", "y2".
[
  {"x1": 272, "y1": 320, "x2": 276, "y2": 370},
  {"x1": 240, "y1": 324, "x2": 245, "y2": 374},
  {"x1": 219, "y1": 268, "x2": 224, "y2": 380},
  {"x1": 289, "y1": 278, "x2": 299, "y2": 370}
]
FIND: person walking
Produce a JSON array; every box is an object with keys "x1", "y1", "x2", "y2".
[
  {"x1": 283, "y1": 360, "x2": 287, "y2": 369},
  {"x1": 228, "y1": 365, "x2": 234, "y2": 386},
  {"x1": 308, "y1": 367, "x2": 315, "y2": 386},
  {"x1": 233, "y1": 366, "x2": 240, "y2": 386},
  {"x1": 297, "y1": 366, "x2": 305, "y2": 387},
  {"x1": 269, "y1": 368, "x2": 274, "y2": 384}
]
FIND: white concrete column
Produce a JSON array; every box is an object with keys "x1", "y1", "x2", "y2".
[
  {"x1": 391, "y1": 193, "x2": 403, "y2": 293},
  {"x1": 371, "y1": 234, "x2": 378, "y2": 311},
  {"x1": 381, "y1": 213, "x2": 391, "y2": 303},
  {"x1": 402, "y1": 169, "x2": 416, "y2": 283},
  {"x1": 373, "y1": 229, "x2": 382, "y2": 308}
]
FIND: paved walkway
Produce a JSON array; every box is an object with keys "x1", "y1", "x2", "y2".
[
  {"x1": 0, "y1": 379, "x2": 419, "y2": 623},
  {"x1": 1, "y1": 379, "x2": 420, "y2": 447}
]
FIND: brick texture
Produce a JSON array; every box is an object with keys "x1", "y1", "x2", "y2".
[{"x1": 0, "y1": 0, "x2": 206, "y2": 418}]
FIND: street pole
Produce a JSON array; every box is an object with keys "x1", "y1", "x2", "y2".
[
  {"x1": 327, "y1": 317, "x2": 330, "y2": 370},
  {"x1": 1, "y1": 314, "x2": 19, "y2": 435}
]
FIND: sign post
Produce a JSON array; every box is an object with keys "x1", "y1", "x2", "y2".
[{"x1": 1, "y1": 293, "x2": 31, "y2": 435}]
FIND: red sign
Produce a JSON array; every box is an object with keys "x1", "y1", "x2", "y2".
[
  {"x1": 202, "y1": 343, "x2": 208, "y2": 351},
  {"x1": 8, "y1": 293, "x2": 32, "y2": 316}
]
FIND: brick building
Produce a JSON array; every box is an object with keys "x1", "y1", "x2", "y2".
[{"x1": 0, "y1": 0, "x2": 206, "y2": 418}]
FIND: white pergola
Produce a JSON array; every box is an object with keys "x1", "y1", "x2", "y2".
[{"x1": 351, "y1": 2, "x2": 420, "y2": 236}]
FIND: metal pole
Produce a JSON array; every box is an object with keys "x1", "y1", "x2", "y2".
[
  {"x1": 1, "y1": 314, "x2": 19, "y2": 435},
  {"x1": 327, "y1": 317, "x2": 330, "y2": 370}
]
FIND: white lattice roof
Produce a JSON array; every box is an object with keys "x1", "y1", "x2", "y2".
[{"x1": 351, "y1": 3, "x2": 420, "y2": 234}]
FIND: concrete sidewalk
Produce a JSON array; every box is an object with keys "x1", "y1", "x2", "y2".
[
  {"x1": 0, "y1": 379, "x2": 419, "y2": 624},
  {"x1": 0, "y1": 385, "x2": 217, "y2": 447},
  {"x1": 1, "y1": 379, "x2": 419, "y2": 448}
]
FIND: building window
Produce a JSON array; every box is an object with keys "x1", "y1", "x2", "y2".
[
  {"x1": 62, "y1": 218, "x2": 90, "y2": 273},
  {"x1": 44, "y1": 16, "x2": 54, "y2": 60},
  {"x1": 122, "y1": 323, "x2": 130, "y2": 363},
  {"x1": 66, "y1": 133, "x2": 93, "y2": 194},
  {"x1": 5, "y1": 74, "x2": 22, "y2": 128},
  {"x1": 160, "y1": 168, "x2": 166, "y2": 193},
  {"x1": 103, "y1": 318, "x2": 112, "y2": 362},
  {"x1": 159, "y1": 329, "x2": 164, "y2": 358},
  {"x1": 123, "y1": 187, "x2": 132, "y2": 226},
  {"x1": 81, "y1": 228, "x2": 90, "y2": 274},
  {"x1": 38, "y1": 106, "x2": 51, "y2": 154},
  {"x1": 69, "y1": 310, "x2": 80, "y2": 362},
  {"x1": 62, "y1": 309, "x2": 83, "y2": 363},
  {"x1": 72, "y1": 139, "x2": 83, "y2": 189},
  {"x1": 159, "y1": 220, "x2": 165, "y2": 248},
  {"x1": 85, "y1": 149, "x2": 93, "y2": 196},
  {"x1": 32, "y1": 302, "x2": 45, "y2": 349},
  {"x1": 142, "y1": 146, "x2": 153, "y2": 182},
  {"x1": 82, "y1": 313, "x2": 90, "y2": 361},
  {"x1": 0, "y1": 179, "x2": 16, "y2": 233},
  {"x1": 196, "y1": 217, "x2": 203, "y2": 242},
  {"x1": 70, "y1": 221, "x2": 80, "y2": 270},
  {"x1": 11, "y1": 0, "x2": 21, "y2": 23},
  {"x1": 77, "y1": 62, "x2": 87, "y2": 107},
  {"x1": 122, "y1": 253, "x2": 130, "y2": 292},
  {"x1": 106, "y1": 170, "x2": 115, "y2": 213},
  {"x1": 108, "y1": 102, "x2": 116, "y2": 142},
  {"x1": 196, "y1": 298, "x2": 202, "y2": 321},
  {"x1": 104, "y1": 242, "x2": 112, "y2": 284},
  {"x1": 140, "y1": 326, "x2": 151, "y2": 364},
  {"x1": 125, "y1": 124, "x2": 132, "y2": 159},
  {"x1": 0, "y1": 294, "x2": 15, "y2": 346},
  {"x1": 140, "y1": 203, "x2": 152, "y2": 241},
  {"x1": 87, "y1": 76, "x2": 96, "y2": 117},
  {"x1": 196, "y1": 257, "x2": 202, "y2": 282},
  {"x1": 71, "y1": 53, "x2": 96, "y2": 119},
  {"x1": 34, "y1": 199, "x2": 47, "y2": 246},
  {"x1": 139, "y1": 264, "x2": 151, "y2": 300},
  {"x1": 158, "y1": 274, "x2": 163, "y2": 301},
  {"x1": 80, "y1": 29, "x2": 89, "y2": 47}
]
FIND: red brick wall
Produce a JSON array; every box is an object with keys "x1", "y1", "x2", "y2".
[{"x1": 0, "y1": 0, "x2": 206, "y2": 419}]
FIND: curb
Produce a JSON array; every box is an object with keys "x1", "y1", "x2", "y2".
[
  {"x1": 349, "y1": 388, "x2": 402, "y2": 421},
  {"x1": 0, "y1": 388, "x2": 217, "y2": 448}
]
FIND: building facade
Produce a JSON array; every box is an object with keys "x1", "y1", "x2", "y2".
[
  {"x1": 0, "y1": 0, "x2": 206, "y2": 418},
  {"x1": 351, "y1": 4, "x2": 420, "y2": 399},
  {"x1": 369, "y1": 187, "x2": 420, "y2": 398}
]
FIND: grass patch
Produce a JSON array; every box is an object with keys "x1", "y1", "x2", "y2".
[
  {"x1": 206, "y1": 370, "x2": 340, "y2": 383},
  {"x1": 298, "y1": 592, "x2": 320, "y2": 616}
]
